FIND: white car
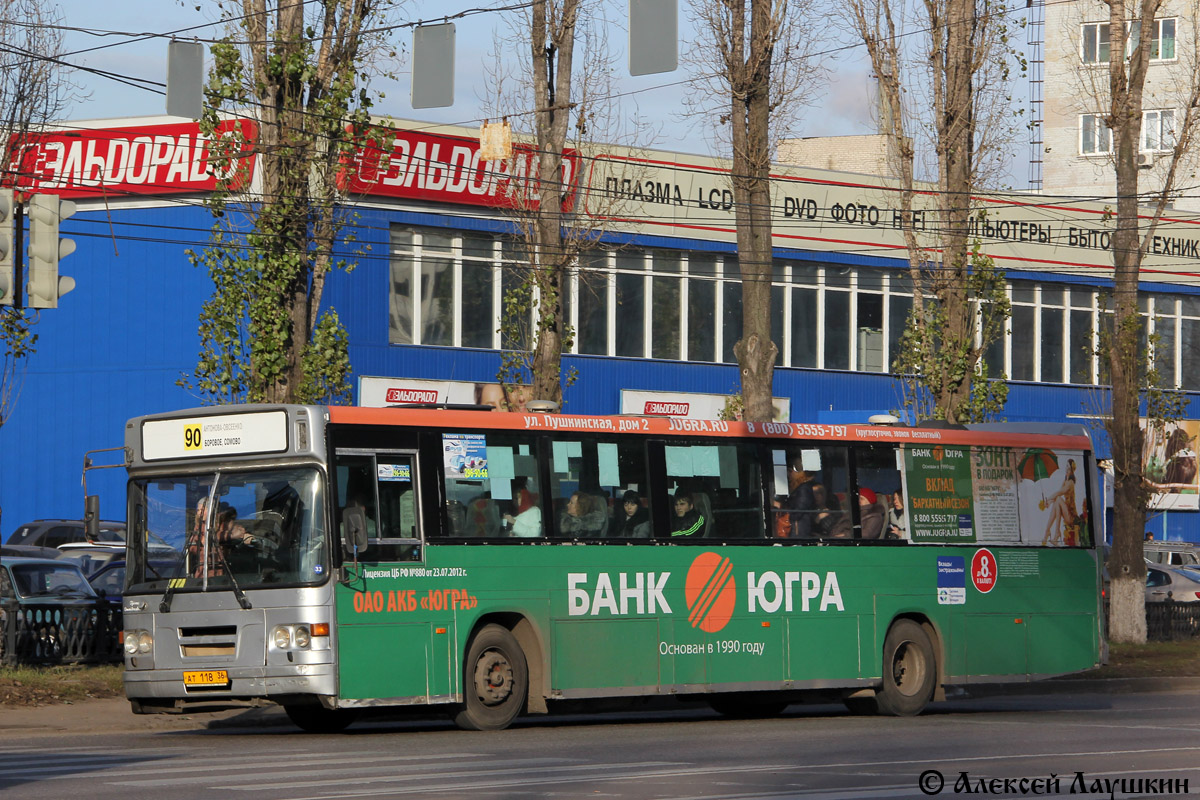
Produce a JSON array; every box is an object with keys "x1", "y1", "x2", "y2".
[{"x1": 1145, "y1": 564, "x2": 1200, "y2": 603}]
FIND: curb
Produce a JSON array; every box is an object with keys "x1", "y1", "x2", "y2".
[{"x1": 3, "y1": 677, "x2": 1199, "y2": 736}]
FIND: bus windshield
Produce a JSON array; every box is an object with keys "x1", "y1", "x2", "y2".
[{"x1": 127, "y1": 467, "x2": 327, "y2": 593}]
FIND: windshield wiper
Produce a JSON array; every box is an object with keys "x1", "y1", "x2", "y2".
[{"x1": 211, "y1": 539, "x2": 252, "y2": 610}]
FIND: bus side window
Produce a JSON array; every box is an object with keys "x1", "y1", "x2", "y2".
[
  {"x1": 549, "y1": 438, "x2": 648, "y2": 539},
  {"x1": 337, "y1": 456, "x2": 378, "y2": 538},
  {"x1": 441, "y1": 432, "x2": 543, "y2": 539},
  {"x1": 377, "y1": 456, "x2": 417, "y2": 538},
  {"x1": 851, "y1": 444, "x2": 902, "y2": 540},
  {"x1": 663, "y1": 441, "x2": 763, "y2": 539}
]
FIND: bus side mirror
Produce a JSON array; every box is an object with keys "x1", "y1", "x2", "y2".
[
  {"x1": 84, "y1": 495, "x2": 101, "y2": 542},
  {"x1": 342, "y1": 507, "x2": 369, "y2": 554}
]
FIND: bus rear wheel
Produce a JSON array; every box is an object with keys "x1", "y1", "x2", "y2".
[
  {"x1": 284, "y1": 704, "x2": 359, "y2": 733},
  {"x1": 453, "y1": 624, "x2": 528, "y2": 731},
  {"x1": 876, "y1": 619, "x2": 936, "y2": 716}
]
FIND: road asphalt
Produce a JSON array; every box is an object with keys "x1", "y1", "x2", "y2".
[{"x1": 2, "y1": 677, "x2": 1199, "y2": 737}]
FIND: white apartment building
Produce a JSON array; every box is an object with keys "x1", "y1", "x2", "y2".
[{"x1": 1042, "y1": 0, "x2": 1200, "y2": 212}]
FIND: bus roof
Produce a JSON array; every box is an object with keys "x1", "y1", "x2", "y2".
[{"x1": 327, "y1": 405, "x2": 1094, "y2": 451}]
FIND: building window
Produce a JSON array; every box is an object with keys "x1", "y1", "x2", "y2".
[
  {"x1": 1131, "y1": 17, "x2": 1176, "y2": 60},
  {"x1": 721, "y1": 257, "x2": 742, "y2": 363},
  {"x1": 389, "y1": 225, "x2": 1195, "y2": 391},
  {"x1": 1142, "y1": 109, "x2": 1177, "y2": 152},
  {"x1": 650, "y1": 250, "x2": 683, "y2": 360},
  {"x1": 1069, "y1": 288, "x2": 1096, "y2": 384},
  {"x1": 1180, "y1": 297, "x2": 1200, "y2": 391},
  {"x1": 687, "y1": 253, "x2": 718, "y2": 362},
  {"x1": 1081, "y1": 19, "x2": 1176, "y2": 63},
  {"x1": 577, "y1": 251, "x2": 610, "y2": 356},
  {"x1": 390, "y1": 227, "x2": 487, "y2": 347},
  {"x1": 1081, "y1": 22, "x2": 1110, "y2": 63},
  {"x1": 615, "y1": 251, "x2": 646, "y2": 357},
  {"x1": 1080, "y1": 114, "x2": 1113, "y2": 155}
]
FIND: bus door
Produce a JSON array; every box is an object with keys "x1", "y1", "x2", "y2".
[{"x1": 332, "y1": 450, "x2": 449, "y2": 702}]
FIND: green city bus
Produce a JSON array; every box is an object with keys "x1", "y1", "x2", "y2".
[{"x1": 120, "y1": 404, "x2": 1103, "y2": 731}]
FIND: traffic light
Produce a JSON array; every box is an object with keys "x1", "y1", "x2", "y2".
[
  {"x1": 0, "y1": 189, "x2": 13, "y2": 306},
  {"x1": 26, "y1": 193, "x2": 76, "y2": 309}
]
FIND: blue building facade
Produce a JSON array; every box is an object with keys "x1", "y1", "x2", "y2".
[{"x1": 2, "y1": 116, "x2": 1198, "y2": 542}]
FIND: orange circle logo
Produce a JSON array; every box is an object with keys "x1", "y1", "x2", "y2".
[{"x1": 685, "y1": 552, "x2": 737, "y2": 633}]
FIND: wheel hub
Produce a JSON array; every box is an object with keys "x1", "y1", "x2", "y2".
[
  {"x1": 474, "y1": 649, "x2": 514, "y2": 706},
  {"x1": 891, "y1": 640, "x2": 925, "y2": 697}
]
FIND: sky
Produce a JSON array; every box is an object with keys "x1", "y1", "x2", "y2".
[{"x1": 52, "y1": 0, "x2": 882, "y2": 161}]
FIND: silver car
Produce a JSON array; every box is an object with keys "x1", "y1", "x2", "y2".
[{"x1": 1145, "y1": 564, "x2": 1200, "y2": 603}]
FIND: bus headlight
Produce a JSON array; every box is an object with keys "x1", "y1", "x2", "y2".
[
  {"x1": 124, "y1": 630, "x2": 153, "y2": 655},
  {"x1": 294, "y1": 626, "x2": 311, "y2": 649},
  {"x1": 271, "y1": 624, "x2": 315, "y2": 651},
  {"x1": 272, "y1": 626, "x2": 291, "y2": 649}
]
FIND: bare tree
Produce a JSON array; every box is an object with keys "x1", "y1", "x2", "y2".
[
  {"x1": 185, "y1": 0, "x2": 401, "y2": 404},
  {"x1": 1082, "y1": 0, "x2": 1200, "y2": 643},
  {"x1": 0, "y1": 0, "x2": 76, "y2": 429},
  {"x1": 686, "y1": 0, "x2": 821, "y2": 422},
  {"x1": 843, "y1": 0, "x2": 1020, "y2": 425},
  {"x1": 484, "y1": 0, "x2": 648, "y2": 409}
]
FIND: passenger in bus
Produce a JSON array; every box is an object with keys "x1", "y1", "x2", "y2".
[
  {"x1": 816, "y1": 493, "x2": 852, "y2": 539},
  {"x1": 612, "y1": 490, "x2": 651, "y2": 538},
  {"x1": 503, "y1": 486, "x2": 542, "y2": 537},
  {"x1": 670, "y1": 490, "x2": 706, "y2": 537},
  {"x1": 776, "y1": 457, "x2": 818, "y2": 538},
  {"x1": 857, "y1": 487, "x2": 886, "y2": 539},
  {"x1": 559, "y1": 491, "x2": 607, "y2": 536},
  {"x1": 886, "y1": 489, "x2": 907, "y2": 539}
]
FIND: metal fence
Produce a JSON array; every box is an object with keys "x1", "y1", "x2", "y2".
[
  {"x1": 0, "y1": 601, "x2": 123, "y2": 666},
  {"x1": 1145, "y1": 600, "x2": 1200, "y2": 641}
]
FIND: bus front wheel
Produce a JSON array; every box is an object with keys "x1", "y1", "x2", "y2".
[
  {"x1": 876, "y1": 619, "x2": 936, "y2": 717},
  {"x1": 453, "y1": 624, "x2": 528, "y2": 731}
]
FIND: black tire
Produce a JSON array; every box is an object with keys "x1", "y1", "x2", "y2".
[
  {"x1": 284, "y1": 704, "x2": 359, "y2": 733},
  {"x1": 876, "y1": 619, "x2": 936, "y2": 716},
  {"x1": 708, "y1": 694, "x2": 789, "y2": 718},
  {"x1": 453, "y1": 624, "x2": 528, "y2": 731}
]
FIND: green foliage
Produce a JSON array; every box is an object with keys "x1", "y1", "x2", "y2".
[
  {"x1": 892, "y1": 243, "x2": 1011, "y2": 424},
  {"x1": 0, "y1": 306, "x2": 38, "y2": 428},
  {"x1": 718, "y1": 393, "x2": 744, "y2": 422},
  {"x1": 1, "y1": 307, "x2": 37, "y2": 361},
  {"x1": 298, "y1": 309, "x2": 352, "y2": 405},
  {"x1": 180, "y1": 2, "x2": 386, "y2": 406}
]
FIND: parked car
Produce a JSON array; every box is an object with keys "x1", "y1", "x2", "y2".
[
  {"x1": 87, "y1": 559, "x2": 179, "y2": 605},
  {"x1": 56, "y1": 544, "x2": 128, "y2": 578},
  {"x1": 6, "y1": 519, "x2": 127, "y2": 549},
  {"x1": 0, "y1": 544, "x2": 63, "y2": 559},
  {"x1": 1144, "y1": 542, "x2": 1200, "y2": 567},
  {"x1": 0, "y1": 557, "x2": 107, "y2": 663},
  {"x1": 1145, "y1": 564, "x2": 1200, "y2": 603}
]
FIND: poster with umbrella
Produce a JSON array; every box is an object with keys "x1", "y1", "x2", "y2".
[
  {"x1": 1017, "y1": 449, "x2": 1059, "y2": 483},
  {"x1": 1016, "y1": 448, "x2": 1086, "y2": 546}
]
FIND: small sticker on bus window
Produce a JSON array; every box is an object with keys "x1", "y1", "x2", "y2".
[
  {"x1": 598, "y1": 443, "x2": 620, "y2": 486},
  {"x1": 378, "y1": 463, "x2": 411, "y2": 481},
  {"x1": 801, "y1": 449, "x2": 822, "y2": 472}
]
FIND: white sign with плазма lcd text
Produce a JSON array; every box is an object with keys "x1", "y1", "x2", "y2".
[{"x1": 141, "y1": 410, "x2": 288, "y2": 461}]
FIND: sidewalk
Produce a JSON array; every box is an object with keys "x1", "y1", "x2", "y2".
[
  {"x1": 3, "y1": 677, "x2": 1198, "y2": 737},
  {"x1": 0, "y1": 697, "x2": 289, "y2": 737}
]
